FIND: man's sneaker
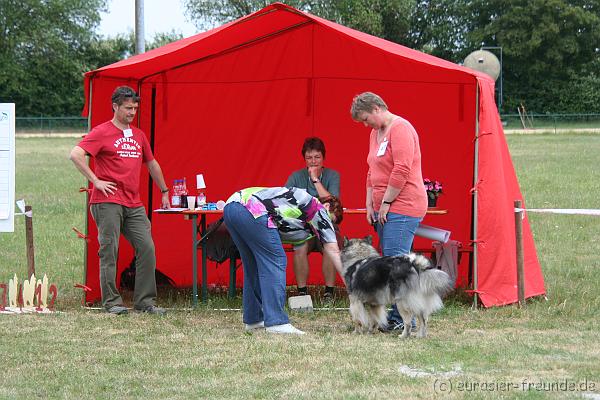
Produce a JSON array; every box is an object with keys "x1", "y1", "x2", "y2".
[
  {"x1": 381, "y1": 321, "x2": 404, "y2": 333},
  {"x1": 381, "y1": 321, "x2": 417, "y2": 333},
  {"x1": 265, "y1": 323, "x2": 305, "y2": 335},
  {"x1": 322, "y1": 292, "x2": 334, "y2": 306},
  {"x1": 134, "y1": 305, "x2": 166, "y2": 315},
  {"x1": 106, "y1": 305, "x2": 128, "y2": 315},
  {"x1": 245, "y1": 321, "x2": 265, "y2": 331}
]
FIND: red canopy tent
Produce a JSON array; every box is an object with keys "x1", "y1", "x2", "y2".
[{"x1": 81, "y1": 2, "x2": 545, "y2": 307}]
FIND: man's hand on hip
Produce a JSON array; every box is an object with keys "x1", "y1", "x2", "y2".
[{"x1": 94, "y1": 179, "x2": 117, "y2": 197}]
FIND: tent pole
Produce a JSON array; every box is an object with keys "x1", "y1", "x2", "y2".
[
  {"x1": 145, "y1": 82, "x2": 156, "y2": 221},
  {"x1": 137, "y1": 81, "x2": 142, "y2": 128},
  {"x1": 471, "y1": 82, "x2": 480, "y2": 310},
  {"x1": 83, "y1": 79, "x2": 93, "y2": 306},
  {"x1": 135, "y1": 80, "x2": 154, "y2": 221}
]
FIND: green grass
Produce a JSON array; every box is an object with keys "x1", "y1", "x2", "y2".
[
  {"x1": 1, "y1": 135, "x2": 599, "y2": 399},
  {"x1": 507, "y1": 133, "x2": 600, "y2": 324}
]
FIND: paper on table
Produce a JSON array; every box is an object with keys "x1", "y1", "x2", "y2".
[
  {"x1": 415, "y1": 224, "x2": 451, "y2": 243},
  {"x1": 154, "y1": 208, "x2": 188, "y2": 213}
]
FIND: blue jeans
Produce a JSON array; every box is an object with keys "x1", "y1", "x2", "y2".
[
  {"x1": 223, "y1": 202, "x2": 289, "y2": 327},
  {"x1": 374, "y1": 212, "x2": 422, "y2": 325}
]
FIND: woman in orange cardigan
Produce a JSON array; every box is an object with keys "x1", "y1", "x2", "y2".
[{"x1": 351, "y1": 92, "x2": 428, "y2": 332}]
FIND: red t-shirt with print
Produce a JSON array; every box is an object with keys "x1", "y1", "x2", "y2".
[{"x1": 78, "y1": 121, "x2": 154, "y2": 207}]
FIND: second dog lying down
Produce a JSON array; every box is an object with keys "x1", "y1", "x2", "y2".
[{"x1": 340, "y1": 237, "x2": 452, "y2": 338}]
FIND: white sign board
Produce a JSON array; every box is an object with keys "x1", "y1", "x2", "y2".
[{"x1": 0, "y1": 104, "x2": 15, "y2": 232}]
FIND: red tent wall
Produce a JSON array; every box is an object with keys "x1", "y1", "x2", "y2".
[
  {"x1": 475, "y1": 80, "x2": 545, "y2": 306},
  {"x1": 81, "y1": 3, "x2": 544, "y2": 307}
]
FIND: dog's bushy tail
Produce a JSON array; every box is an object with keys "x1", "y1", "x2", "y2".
[
  {"x1": 407, "y1": 253, "x2": 453, "y2": 296},
  {"x1": 420, "y1": 268, "x2": 453, "y2": 296}
]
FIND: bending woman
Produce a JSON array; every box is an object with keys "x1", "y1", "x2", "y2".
[{"x1": 223, "y1": 187, "x2": 344, "y2": 335}]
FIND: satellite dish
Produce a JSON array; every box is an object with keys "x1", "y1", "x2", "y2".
[{"x1": 464, "y1": 50, "x2": 501, "y2": 81}]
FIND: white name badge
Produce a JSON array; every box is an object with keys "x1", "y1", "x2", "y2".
[
  {"x1": 376, "y1": 139, "x2": 388, "y2": 156},
  {"x1": 123, "y1": 129, "x2": 133, "y2": 138}
]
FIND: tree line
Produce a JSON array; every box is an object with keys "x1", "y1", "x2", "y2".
[
  {"x1": 0, "y1": 0, "x2": 181, "y2": 117},
  {"x1": 1, "y1": 0, "x2": 598, "y2": 116}
]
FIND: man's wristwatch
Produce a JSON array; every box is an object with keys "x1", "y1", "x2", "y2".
[
  {"x1": 311, "y1": 178, "x2": 320, "y2": 184},
  {"x1": 161, "y1": 188, "x2": 169, "y2": 193},
  {"x1": 382, "y1": 200, "x2": 393, "y2": 205}
]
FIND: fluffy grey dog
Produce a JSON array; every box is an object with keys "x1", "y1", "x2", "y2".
[{"x1": 341, "y1": 236, "x2": 452, "y2": 338}]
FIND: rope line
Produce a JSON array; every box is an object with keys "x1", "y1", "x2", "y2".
[{"x1": 515, "y1": 208, "x2": 600, "y2": 216}]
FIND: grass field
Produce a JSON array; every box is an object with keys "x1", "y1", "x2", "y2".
[
  {"x1": 501, "y1": 114, "x2": 600, "y2": 131},
  {"x1": 1, "y1": 135, "x2": 599, "y2": 399}
]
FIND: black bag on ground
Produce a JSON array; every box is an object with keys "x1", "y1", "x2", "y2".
[
  {"x1": 120, "y1": 256, "x2": 176, "y2": 290},
  {"x1": 203, "y1": 220, "x2": 240, "y2": 264}
]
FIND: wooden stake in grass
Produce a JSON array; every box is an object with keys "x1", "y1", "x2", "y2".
[
  {"x1": 25, "y1": 205, "x2": 35, "y2": 278},
  {"x1": 514, "y1": 200, "x2": 525, "y2": 308}
]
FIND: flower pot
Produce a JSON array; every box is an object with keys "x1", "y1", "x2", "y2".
[{"x1": 428, "y1": 196, "x2": 437, "y2": 208}]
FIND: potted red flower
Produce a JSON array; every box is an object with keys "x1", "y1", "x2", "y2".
[{"x1": 424, "y1": 178, "x2": 443, "y2": 207}]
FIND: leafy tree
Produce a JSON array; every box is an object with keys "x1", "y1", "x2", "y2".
[
  {"x1": 408, "y1": 0, "x2": 470, "y2": 60},
  {"x1": 3, "y1": 0, "x2": 597, "y2": 115},
  {"x1": 149, "y1": 31, "x2": 185, "y2": 49},
  {"x1": 83, "y1": 35, "x2": 132, "y2": 73},
  {"x1": 0, "y1": 0, "x2": 107, "y2": 115},
  {"x1": 463, "y1": 0, "x2": 600, "y2": 112},
  {"x1": 0, "y1": 1, "x2": 184, "y2": 116},
  {"x1": 310, "y1": 0, "x2": 414, "y2": 45},
  {"x1": 183, "y1": 0, "x2": 414, "y2": 44},
  {"x1": 184, "y1": 0, "x2": 297, "y2": 30},
  {"x1": 84, "y1": 30, "x2": 184, "y2": 67}
]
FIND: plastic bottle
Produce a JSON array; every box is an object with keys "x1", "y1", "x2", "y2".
[
  {"x1": 171, "y1": 179, "x2": 181, "y2": 207},
  {"x1": 180, "y1": 178, "x2": 189, "y2": 209}
]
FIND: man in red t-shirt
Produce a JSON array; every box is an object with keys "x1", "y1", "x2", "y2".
[{"x1": 70, "y1": 86, "x2": 170, "y2": 315}]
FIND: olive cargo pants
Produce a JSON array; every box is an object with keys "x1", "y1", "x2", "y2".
[{"x1": 91, "y1": 203, "x2": 157, "y2": 310}]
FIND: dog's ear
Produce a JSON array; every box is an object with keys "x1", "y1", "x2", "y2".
[
  {"x1": 343, "y1": 236, "x2": 349, "y2": 247},
  {"x1": 364, "y1": 235, "x2": 373, "y2": 245}
]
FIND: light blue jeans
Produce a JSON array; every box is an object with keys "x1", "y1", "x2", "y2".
[
  {"x1": 374, "y1": 211, "x2": 422, "y2": 325},
  {"x1": 223, "y1": 202, "x2": 289, "y2": 327}
]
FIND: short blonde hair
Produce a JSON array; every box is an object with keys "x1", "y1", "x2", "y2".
[{"x1": 350, "y1": 92, "x2": 388, "y2": 120}]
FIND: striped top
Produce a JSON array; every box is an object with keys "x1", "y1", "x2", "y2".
[{"x1": 226, "y1": 187, "x2": 337, "y2": 245}]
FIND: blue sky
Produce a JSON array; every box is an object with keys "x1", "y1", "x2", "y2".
[{"x1": 97, "y1": 0, "x2": 199, "y2": 40}]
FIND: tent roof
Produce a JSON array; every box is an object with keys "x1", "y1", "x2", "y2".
[{"x1": 85, "y1": 2, "x2": 492, "y2": 83}]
